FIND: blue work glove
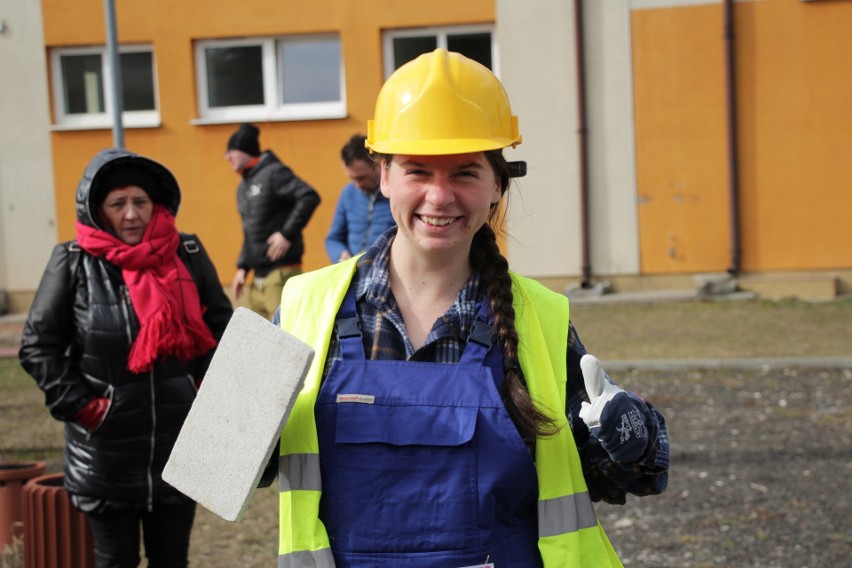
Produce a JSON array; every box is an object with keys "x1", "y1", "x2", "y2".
[{"x1": 578, "y1": 354, "x2": 650, "y2": 464}]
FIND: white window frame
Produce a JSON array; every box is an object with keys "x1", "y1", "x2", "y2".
[
  {"x1": 50, "y1": 45, "x2": 160, "y2": 130},
  {"x1": 382, "y1": 24, "x2": 498, "y2": 79},
  {"x1": 194, "y1": 34, "x2": 346, "y2": 124}
]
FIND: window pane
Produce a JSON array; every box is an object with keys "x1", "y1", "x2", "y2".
[
  {"x1": 60, "y1": 54, "x2": 105, "y2": 114},
  {"x1": 447, "y1": 33, "x2": 492, "y2": 69},
  {"x1": 120, "y1": 52, "x2": 155, "y2": 111},
  {"x1": 280, "y1": 38, "x2": 341, "y2": 104},
  {"x1": 205, "y1": 45, "x2": 264, "y2": 107},
  {"x1": 392, "y1": 36, "x2": 437, "y2": 70}
]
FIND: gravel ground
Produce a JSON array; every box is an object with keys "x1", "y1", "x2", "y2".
[
  {"x1": 3, "y1": 303, "x2": 851, "y2": 567},
  {"x1": 599, "y1": 366, "x2": 852, "y2": 568}
]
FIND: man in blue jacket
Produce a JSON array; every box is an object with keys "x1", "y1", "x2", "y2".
[{"x1": 324, "y1": 134, "x2": 395, "y2": 263}]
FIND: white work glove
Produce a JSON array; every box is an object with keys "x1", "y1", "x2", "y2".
[{"x1": 579, "y1": 354, "x2": 650, "y2": 463}]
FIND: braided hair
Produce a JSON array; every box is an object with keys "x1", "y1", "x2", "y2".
[{"x1": 473, "y1": 151, "x2": 558, "y2": 440}]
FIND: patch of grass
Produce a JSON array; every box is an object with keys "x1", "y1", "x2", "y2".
[
  {"x1": 569, "y1": 297, "x2": 852, "y2": 360},
  {"x1": 0, "y1": 358, "x2": 30, "y2": 389},
  {"x1": 0, "y1": 359, "x2": 63, "y2": 468}
]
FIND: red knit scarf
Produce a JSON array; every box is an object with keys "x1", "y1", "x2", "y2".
[{"x1": 76, "y1": 205, "x2": 217, "y2": 373}]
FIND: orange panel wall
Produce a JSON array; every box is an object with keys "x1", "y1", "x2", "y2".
[
  {"x1": 632, "y1": 0, "x2": 852, "y2": 275},
  {"x1": 735, "y1": 0, "x2": 852, "y2": 271},
  {"x1": 631, "y1": 5, "x2": 730, "y2": 275},
  {"x1": 41, "y1": 0, "x2": 494, "y2": 283}
]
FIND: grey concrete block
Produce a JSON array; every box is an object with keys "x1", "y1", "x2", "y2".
[{"x1": 162, "y1": 307, "x2": 314, "y2": 521}]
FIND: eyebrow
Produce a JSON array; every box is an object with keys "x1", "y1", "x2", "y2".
[
  {"x1": 399, "y1": 159, "x2": 485, "y2": 171},
  {"x1": 106, "y1": 194, "x2": 149, "y2": 204}
]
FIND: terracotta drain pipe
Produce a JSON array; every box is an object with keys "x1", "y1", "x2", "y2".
[
  {"x1": 574, "y1": 0, "x2": 592, "y2": 288},
  {"x1": 724, "y1": 0, "x2": 742, "y2": 275}
]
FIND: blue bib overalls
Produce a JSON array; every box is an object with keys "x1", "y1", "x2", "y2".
[{"x1": 314, "y1": 287, "x2": 543, "y2": 567}]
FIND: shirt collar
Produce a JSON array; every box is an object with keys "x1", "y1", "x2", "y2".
[{"x1": 355, "y1": 226, "x2": 484, "y2": 337}]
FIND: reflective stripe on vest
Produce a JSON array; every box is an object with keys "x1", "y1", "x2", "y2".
[
  {"x1": 278, "y1": 548, "x2": 335, "y2": 568},
  {"x1": 278, "y1": 453, "x2": 321, "y2": 492},
  {"x1": 277, "y1": 260, "x2": 621, "y2": 567},
  {"x1": 538, "y1": 492, "x2": 598, "y2": 537}
]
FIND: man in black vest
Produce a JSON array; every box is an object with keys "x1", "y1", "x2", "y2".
[{"x1": 225, "y1": 123, "x2": 320, "y2": 319}]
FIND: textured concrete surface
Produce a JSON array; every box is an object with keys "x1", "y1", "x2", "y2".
[{"x1": 163, "y1": 307, "x2": 314, "y2": 522}]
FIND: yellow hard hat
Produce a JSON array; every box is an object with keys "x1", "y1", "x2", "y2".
[{"x1": 366, "y1": 49, "x2": 522, "y2": 155}]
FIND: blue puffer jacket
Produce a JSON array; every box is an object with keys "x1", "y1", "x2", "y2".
[{"x1": 324, "y1": 182, "x2": 395, "y2": 263}]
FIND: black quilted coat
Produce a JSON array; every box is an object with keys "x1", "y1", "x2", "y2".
[
  {"x1": 19, "y1": 148, "x2": 233, "y2": 513},
  {"x1": 235, "y1": 150, "x2": 320, "y2": 277}
]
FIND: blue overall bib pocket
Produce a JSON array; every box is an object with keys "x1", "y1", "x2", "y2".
[{"x1": 332, "y1": 400, "x2": 479, "y2": 552}]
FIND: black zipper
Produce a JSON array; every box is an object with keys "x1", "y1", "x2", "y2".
[{"x1": 147, "y1": 369, "x2": 156, "y2": 512}]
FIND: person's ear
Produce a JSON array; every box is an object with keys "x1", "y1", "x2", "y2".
[
  {"x1": 490, "y1": 181, "x2": 502, "y2": 204},
  {"x1": 380, "y1": 160, "x2": 391, "y2": 198}
]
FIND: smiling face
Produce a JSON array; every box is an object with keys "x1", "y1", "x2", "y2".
[
  {"x1": 98, "y1": 185, "x2": 154, "y2": 245},
  {"x1": 380, "y1": 153, "x2": 502, "y2": 261}
]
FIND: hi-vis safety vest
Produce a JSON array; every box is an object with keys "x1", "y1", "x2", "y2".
[{"x1": 276, "y1": 257, "x2": 623, "y2": 568}]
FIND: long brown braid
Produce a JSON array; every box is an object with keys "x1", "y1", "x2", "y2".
[
  {"x1": 470, "y1": 223, "x2": 559, "y2": 441},
  {"x1": 474, "y1": 151, "x2": 560, "y2": 440}
]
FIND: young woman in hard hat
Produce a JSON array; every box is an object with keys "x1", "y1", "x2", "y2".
[{"x1": 272, "y1": 49, "x2": 669, "y2": 567}]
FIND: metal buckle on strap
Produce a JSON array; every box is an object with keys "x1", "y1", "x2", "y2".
[
  {"x1": 335, "y1": 316, "x2": 361, "y2": 339},
  {"x1": 468, "y1": 319, "x2": 494, "y2": 347}
]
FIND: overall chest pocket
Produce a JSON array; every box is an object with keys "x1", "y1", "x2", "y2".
[{"x1": 330, "y1": 402, "x2": 480, "y2": 553}]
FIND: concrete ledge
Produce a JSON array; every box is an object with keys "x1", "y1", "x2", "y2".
[
  {"x1": 549, "y1": 270, "x2": 847, "y2": 302},
  {"x1": 738, "y1": 273, "x2": 838, "y2": 301},
  {"x1": 605, "y1": 356, "x2": 852, "y2": 372},
  {"x1": 567, "y1": 288, "x2": 757, "y2": 305}
]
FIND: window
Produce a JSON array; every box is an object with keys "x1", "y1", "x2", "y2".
[
  {"x1": 195, "y1": 35, "x2": 345, "y2": 123},
  {"x1": 51, "y1": 46, "x2": 159, "y2": 129},
  {"x1": 382, "y1": 25, "x2": 496, "y2": 78}
]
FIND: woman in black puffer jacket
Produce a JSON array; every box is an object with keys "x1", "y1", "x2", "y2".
[{"x1": 19, "y1": 148, "x2": 233, "y2": 568}]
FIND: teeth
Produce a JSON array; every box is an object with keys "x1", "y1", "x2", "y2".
[{"x1": 421, "y1": 215, "x2": 454, "y2": 226}]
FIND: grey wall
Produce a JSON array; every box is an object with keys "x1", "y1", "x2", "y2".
[
  {"x1": 496, "y1": 0, "x2": 639, "y2": 280},
  {"x1": 0, "y1": 0, "x2": 58, "y2": 299}
]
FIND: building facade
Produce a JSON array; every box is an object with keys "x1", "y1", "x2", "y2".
[
  {"x1": 1, "y1": 0, "x2": 849, "y2": 313},
  {"x1": 501, "y1": 0, "x2": 852, "y2": 298}
]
